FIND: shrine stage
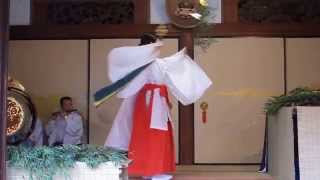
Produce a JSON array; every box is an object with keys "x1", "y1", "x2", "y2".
[{"x1": 130, "y1": 165, "x2": 274, "y2": 180}]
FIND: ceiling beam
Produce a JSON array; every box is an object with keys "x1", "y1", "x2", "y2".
[{"x1": 10, "y1": 23, "x2": 320, "y2": 40}]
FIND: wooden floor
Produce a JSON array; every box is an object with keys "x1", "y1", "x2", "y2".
[
  {"x1": 130, "y1": 172, "x2": 273, "y2": 180},
  {"x1": 129, "y1": 165, "x2": 274, "y2": 180},
  {"x1": 173, "y1": 172, "x2": 272, "y2": 180}
]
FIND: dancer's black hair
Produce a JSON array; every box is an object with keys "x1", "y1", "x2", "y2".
[{"x1": 139, "y1": 33, "x2": 157, "y2": 46}]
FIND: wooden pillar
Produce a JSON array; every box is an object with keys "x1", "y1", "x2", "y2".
[
  {"x1": 0, "y1": 0, "x2": 9, "y2": 179},
  {"x1": 133, "y1": 0, "x2": 150, "y2": 24},
  {"x1": 222, "y1": 0, "x2": 239, "y2": 23},
  {"x1": 178, "y1": 32, "x2": 194, "y2": 164},
  {"x1": 33, "y1": 0, "x2": 49, "y2": 25}
]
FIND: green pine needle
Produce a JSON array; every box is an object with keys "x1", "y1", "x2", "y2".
[
  {"x1": 7, "y1": 145, "x2": 128, "y2": 180},
  {"x1": 265, "y1": 87, "x2": 320, "y2": 115},
  {"x1": 194, "y1": 5, "x2": 217, "y2": 52}
]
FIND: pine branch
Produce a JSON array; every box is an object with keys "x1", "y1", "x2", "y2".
[
  {"x1": 265, "y1": 87, "x2": 320, "y2": 115},
  {"x1": 7, "y1": 145, "x2": 128, "y2": 180}
]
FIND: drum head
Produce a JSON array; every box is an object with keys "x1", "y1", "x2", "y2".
[{"x1": 7, "y1": 88, "x2": 36, "y2": 145}]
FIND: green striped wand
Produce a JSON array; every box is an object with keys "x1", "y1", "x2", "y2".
[{"x1": 94, "y1": 62, "x2": 152, "y2": 107}]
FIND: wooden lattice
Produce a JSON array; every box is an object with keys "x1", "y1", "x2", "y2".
[
  {"x1": 239, "y1": 0, "x2": 320, "y2": 23},
  {"x1": 48, "y1": 0, "x2": 134, "y2": 24}
]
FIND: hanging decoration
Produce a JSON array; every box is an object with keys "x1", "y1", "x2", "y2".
[
  {"x1": 167, "y1": 0, "x2": 202, "y2": 29},
  {"x1": 200, "y1": 101, "x2": 208, "y2": 123},
  {"x1": 193, "y1": 0, "x2": 218, "y2": 52},
  {"x1": 155, "y1": 24, "x2": 169, "y2": 37},
  {"x1": 166, "y1": 0, "x2": 216, "y2": 51}
]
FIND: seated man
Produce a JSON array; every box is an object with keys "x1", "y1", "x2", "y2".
[{"x1": 46, "y1": 96, "x2": 83, "y2": 146}]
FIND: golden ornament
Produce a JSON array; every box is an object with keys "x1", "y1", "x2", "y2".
[{"x1": 199, "y1": 0, "x2": 209, "y2": 7}]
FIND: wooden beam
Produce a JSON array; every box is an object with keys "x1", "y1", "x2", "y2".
[
  {"x1": 32, "y1": 0, "x2": 49, "y2": 25},
  {"x1": 0, "y1": 0, "x2": 9, "y2": 179},
  {"x1": 201, "y1": 23, "x2": 320, "y2": 37},
  {"x1": 178, "y1": 32, "x2": 194, "y2": 165},
  {"x1": 133, "y1": 0, "x2": 150, "y2": 24},
  {"x1": 10, "y1": 24, "x2": 180, "y2": 40},
  {"x1": 222, "y1": 0, "x2": 239, "y2": 23},
  {"x1": 10, "y1": 23, "x2": 320, "y2": 40}
]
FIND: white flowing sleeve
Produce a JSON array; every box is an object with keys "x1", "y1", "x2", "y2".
[
  {"x1": 108, "y1": 41, "x2": 162, "y2": 82},
  {"x1": 158, "y1": 48, "x2": 212, "y2": 105}
]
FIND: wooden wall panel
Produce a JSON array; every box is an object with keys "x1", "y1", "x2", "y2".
[
  {"x1": 194, "y1": 37, "x2": 284, "y2": 164},
  {"x1": 8, "y1": 40, "x2": 88, "y2": 140},
  {"x1": 286, "y1": 38, "x2": 320, "y2": 91}
]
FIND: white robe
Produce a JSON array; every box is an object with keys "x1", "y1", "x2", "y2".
[
  {"x1": 105, "y1": 42, "x2": 212, "y2": 150},
  {"x1": 28, "y1": 118, "x2": 44, "y2": 146},
  {"x1": 46, "y1": 111, "x2": 84, "y2": 146}
]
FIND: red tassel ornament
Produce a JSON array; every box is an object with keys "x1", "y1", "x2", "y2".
[{"x1": 200, "y1": 102, "x2": 208, "y2": 124}]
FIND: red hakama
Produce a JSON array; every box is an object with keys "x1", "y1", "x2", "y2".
[{"x1": 128, "y1": 84, "x2": 176, "y2": 176}]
